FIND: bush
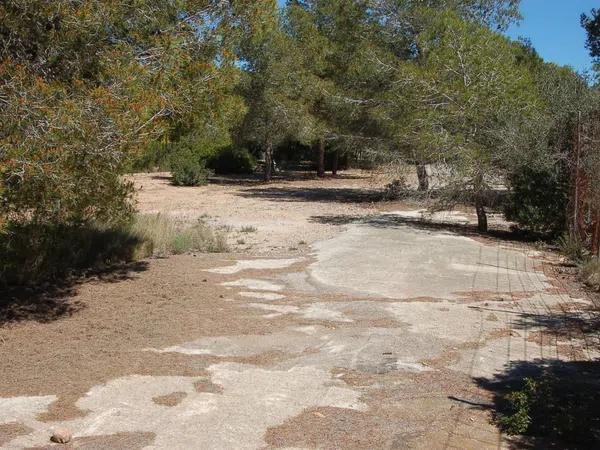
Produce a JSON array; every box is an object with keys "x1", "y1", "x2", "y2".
[
  {"x1": 383, "y1": 179, "x2": 410, "y2": 200},
  {"x1": 504, "y1": 165, "x2": 569, "y2": 237},
  {"x1": 0, "y1": 214, "x2": 229, "y2": 286},
  {"x1": 209, "y1": 146, "x2": 256, "y2": 175},
  {"x1": 170, "y1": 156, "x2": 211, "y2": 186},
  {"x1": 499, "y1": 378, "x2": 537, "y2": 435},
  {"x1": 168, "y1": 136, "x2": 218, "y2": 186}
]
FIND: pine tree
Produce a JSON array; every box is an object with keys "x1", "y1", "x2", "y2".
[
  {"x1": 238, "y1": 1, "x2": 314, "y2": 181},
  {"x1": 398, "y1": 11, "x2": 541, "y2": 231}
]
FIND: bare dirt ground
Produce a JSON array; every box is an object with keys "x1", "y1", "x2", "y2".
[
  {"x1": 133, "y1": 170, "x2": 386, "y2": 254},
  {"x1": 1, "y1": 171, "x2": 599, "y2": 449}
]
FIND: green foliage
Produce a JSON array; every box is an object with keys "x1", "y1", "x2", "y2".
[
  {"x1": 504, "y1": 165, "x2": 570, "y2": 237},
  {"x1": 0, "y1": 0, "x2": 249, "y2": 284},
  {"x1": 394, "y1": 10, "x2": 542, "y2": 230},
  {"x1": 499, "y1": 378, "x2": 536, "y2": 435},
  {"x1": 209, "y1": 146, "x2": 256, "y2": 174},
  {"x1": 1, "y1": 0, "x2": 596, "y2": 281},
  {"x1": 0, "y1": 213, "x2": 230, "y2": 285},
  {"x1": 130, "y1": 141, "x2": 172, "y2": 172},
  {"x1": 582, "y1": 8, "x2": 600, "y2": 70}
]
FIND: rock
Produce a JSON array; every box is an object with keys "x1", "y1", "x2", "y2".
[{"x1": 50, "y1": 428, "x2": 72, "y2": 444}]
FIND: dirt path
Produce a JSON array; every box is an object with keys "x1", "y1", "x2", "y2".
[{"x1": 1, "y1": 173, "x2": 598, "y2": 449}]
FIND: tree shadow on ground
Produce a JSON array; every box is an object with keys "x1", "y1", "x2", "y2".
[
  {"x1": 0, "y1": 261, "x2": 148, "y2": 326},
  {"x1": 149, "y1": 174, "x2": 173, "y2": 182},
  {"x1": 468, "y1": 303, "x2": 600, "y2": 345},
  {"x1": 309, "y1": 213, "x2": 540, "y2": 243},
  {"x1": 476, "y1": 359, "x2": 600, "y2": 449},
  {"x1": 0, "y1": 223, "x2": 151, "y2": 325},
  {"x1": 237, "y1": 186, "x2": 383, "y2": 204},
  {"x1": 212, "y1": 170, "x2": 370, "y2": 188}
]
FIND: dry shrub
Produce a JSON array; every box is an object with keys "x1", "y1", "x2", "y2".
[
  {"x1": 132, "y1": 214, "x2": 228, "y2": 256},
  {"x1": 581, "y1": 257, "x2": 600, "y2": 291}
]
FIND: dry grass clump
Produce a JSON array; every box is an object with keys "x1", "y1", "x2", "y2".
[
  {"x1": 132, "y1": 214, "x2": 228, "y2": 257},
  {"x1": 581, "y1": 257, "x2": 600, "y2": 291},
  {"x1": 239, "y1": 225, "x2": 257, "y2": 233}
]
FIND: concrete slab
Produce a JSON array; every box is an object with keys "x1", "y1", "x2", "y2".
[
  {"x1": 385, "y1": 209, "x2": 470, "y2": 224},
  {"x1": 309, "y1": 219, "x2": 549, "y2": 299}
]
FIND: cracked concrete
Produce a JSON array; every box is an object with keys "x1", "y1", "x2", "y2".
[{"x1": 6, "y1": 364, "x2": 364, "y2": 449}]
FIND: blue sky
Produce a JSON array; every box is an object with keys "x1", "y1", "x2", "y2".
[{"x1": 506, "y1": 0, "x2": 597, "y2": 73}]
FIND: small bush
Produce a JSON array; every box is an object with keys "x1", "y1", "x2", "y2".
[
  {"x1": 499, "y1": 378, "x2": 536, "y2": 435},
  {"x1": 581, "y1": 257, "x2": 600, "y2": 290},
  {"x1": 383, "y1": 179, "x2": 410, "y2": 200},
  {"x1": 165, "y1": 135, "x2": 219, "y2": 186},
  {"x1": 498, "y1": 371, "x2": 600, "y2": 445},
  {"x1": 209, "y1": 146, "x2": 256, "y2": 175},
  {"x1": 0, "y1": 214, "x2": 228, "y2": 286},
  {"x1": 504, "y1": 165, "x2": 569, "y2": 237},
  {"x1": 170, "y1": 151, "x2": 212, "y2": 186},
  {"x1": 240, "y1": 226, "x2": 257, "y2": 233},
  {"x1": 132, "y1": 214, "x2": 228, "y2": 256}
]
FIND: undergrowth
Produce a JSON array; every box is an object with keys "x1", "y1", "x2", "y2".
[
  {"x1": 498, "y1": 371, "x2": 600, "y2": 446},
  {"x1": 132, "y1": 214, "x2": 228, "y2": 256}
]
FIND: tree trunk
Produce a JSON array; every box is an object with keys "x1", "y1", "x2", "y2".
[
  {"x1": 572, "y1": 111, "x2": 586, "y2": 241},
  {"x1": 475, "y1": 199, "x2": 488, "y2": 232},
  {"x1": 332, "y1": 148, "x2": 339, "y2": 176},
  {"x1": 263, "y1": 141, "x2": 273, "y2": 182},
  {"x1": 316, "y1": 138, "x2": 325, "y2": 178},
  {"x1": 416, "y1": 162, "x2": 429, "y2": 191}
]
